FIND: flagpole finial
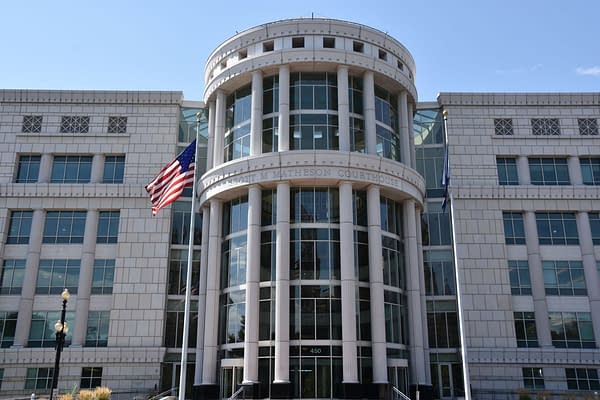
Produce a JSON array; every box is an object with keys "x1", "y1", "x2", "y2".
[
  {"x1": 443, "y1": 109, "x2": 448, "y2": 117},
  {"x1": 195, "y1": 111, "x2": 202, "y2": 122}
]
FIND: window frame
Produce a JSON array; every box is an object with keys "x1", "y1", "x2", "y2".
[
  {"x1": 50, "y1": 155, "x2": 93, "y2": 183},
  {"x1": 580, "y1": 156, "x2": 600, "y2": 185},
  {"x1": 508, "y1": 260, "x2": 531, "y2": 295},
  {"x1": 528, "y1": 157, "x2": 570, "y2": 185},
  {"x1": 43, "y1": 210, "x2": 87, "y2": 244},
  {"x1": 535, "y1": 212, "x2": 579, "y2": 245},
  {"x1": 15, "y1": 154, "x2": 41, "y2": 183},
  {"x1": 496, "y1": 157, "x2": 519, "y2": 185},
  {"x1": 502, "y1": 212, "x2": 526, "y2": 245},
  {"x1": 6, "y1": 210, "x2": 33, "y2": 245}
]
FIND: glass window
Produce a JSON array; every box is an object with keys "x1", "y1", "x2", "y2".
[
  {"x1": 165, "y1": 299, "x2": 198, "y2": 347},
  {"x1": 528, "y1": 157, "x2": 570, "y2": 185},
  {"x1": 107, "y1": 116, "x2": 127, "y2": 133},
  {"x1": 514, "y1": 312, "x2": 538, "y2": 348},
  {"x1": 24, "y1": 368, "x2": 53, "y2": 389},
  {"x1": 355, "y1": 230, "x2": 369, "y2": 283},
  {"x1": 502, "y1": 211, "x2": 525, "y2": 244},
  {"x1": 92, "y1": 259, "x2": 114, "y2": 295},
  {"x1": 382, "y1": 236, "x2": 404, "y2": 288},
  {"x1": 522, "y1": 367, "x2": 544, "y2": 389},
  {"x1": 426, "y1": 300, "x2": 459, "y2": 348},
  {"x1": 168, "y1": 249, "x2": 200, "y2": 294},
  {"x1": 43, "y1": 210, "x2": 86, "y2": 243},
  {"x1": 384, "y1": 290, "x2": 408, "y2": 345},
  {"x1": 291, "y1": 188, "x2": 339, "y2": 224},
  {"x1": 590, "y1": 213, "x2": 600, "y2": 245},
  {"x1": 531, "y1": 118, "x2": 560, "y2": 135},
  {"x1": 170, "y1": 201, "x2": 202, "y2": 245},
  {"x1": 416, "y1": 146, "x2": 445, "y2": 198},
  {"x1": 424, "y1": 251, "x2": 455, "y2": 296},
  {"x1": 218, "y1": 290, "x2": 245, "y2": 344},
  {"x1": 494, "y1": 118, "x2": 513, "y2": 136},
  {"x1": 1, "y1": 259, "x2": 25, "y2": 295},
  {"x1": 422, "y1": 201, "x2": 452, "y2": 246},
  {"x1": 348, "y1": 76, "x2": 363, "y2": 115},
  {"x1": 535, "y1": 212, "x2": 578, "y2": 245},
  {"x1": 290, "y1": 114, "x2": 339, "y2": 151},
  {"x1": 323, "y1": 37, "x2": 335, "y2": 48},
  {"x1": 96, "y1": 211, "x2": 120, "y2": 244},
  {"x1": 262, "y1": 116, "x2": 279, "y2": 153},
  {"x1": 222, "y1": 196, "x2": 248, "y2": 235},
  {"x1": 290, "y1": 228, "x2": 340, "y2": 281},
  {"x1": 28, "y1": 311, "x2": 74, "y2": 348},
  {"x1": 80, "y1": 367, "x2": 103, "y2": 389},
  {"x1": 292, "y1": 37, "x2": 304, "y2": 48},
  {"x1": 263, "y1": 75, "x2": 279, "y2": 115},
  {"x1": 261, "y1": 189, "x2": 276, "y2": 227},
  {"x1": 549, "y1": 312, "x2": 595, "y2": 348},
  {"x1": 15, "y1": 155, "x2": 40, "y2": 183},
  {"x1": 260, "y1": 230, "x2": 276, "y2": 282},
  {"x1": 566, "y1": 368, "x2": 600, "y2": 390},
  {"x1": 6, "y1": 210, "x2": 33, "y2": 244},
  {"x1": 380, "y1": 197, "x2": 403, "y2": 235},
  {"x1": 508, "y1": 260, "x2": 531, "y2": 295},
  {"x1": 50, "y1": 155, "x2": 92, "y2": 183},
  {"x1": 221, "y1": 235, "x2": 247, "y2": 288},
  {"x1": 290, "y1": 72, "x2": 337, "y2": 111},
  {"x1": 580, "y1": 157, "x2": 600, "y2": 185},
  {"x1": 578, "y1": 118, "x2": 598, "y2": 136},
  {"x1": 22, "y1": 115, "x2": 43, "y2": 133},
  {"x1": 0, "y1": 311, "x2": 17, "y2": 348},
  {"x1": 414, "y1": 109, "x2": 444, "y2": 145},
  {"x1": 36, "y1": 259, "x2": 80, "y2": 295},
  {"x1": 85, "y1": 312, "x2": 109, "y2": 347},
  {"x1": 102, "y1": 155, "x2": 125, "y2": 183},
  {"x1": 350, "y1": 117, "x2": 365, "y2": 153},
  {"x1": 290, "y1": 285, "x2": 341, "y2": 340},
  {"x1": 496, "y1": 157, "x2": 518, "y2": 185},
  {"x1": 542, "y1": 260, "x2": 586, "y2": 296},
  {"x1": 60, "y1": 116, "x2": 90, "y2": 133}
]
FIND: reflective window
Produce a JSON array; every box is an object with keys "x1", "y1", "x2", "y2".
[
  {"x1": 6, "y1": 210, "x2": 33, "y2": 244},
  {"x1": 416, "y1": 146, "x2": 446, "y2": 198},
  {"x1": 80, "y1": 367, "x2": 103, "y2": 389},
  {"x1": 36, "y1": 259, "x2": 80, "y2": 295},
  {"x1": 260, "y1": 230, "x2": 276, "y2": 282},
  {"x1": 290, "y1": 228, "x2": 340, "y2": 280},
  {"x1": 165, "y1": 299, "x2": 198, "y2": 347},
  {"x1": 85, "y1": 312, "x2": 109, "y2": 347},
  {"x1": 384, "y1": 290, "x2": 408, "y2": 345},
  {"x1": 414, "y1": 109, "x2": 444, "y2": 145},
  {"x1": 22, "y1": 115, "x2": 43, "y2": 133},
  {"x1": 422, "y1": 201, "x2": 452, "y2": 246},
  {"x1": 382, "y1": 236, "x2": 404, "y2": 288},
  {"x1": 170, "y1": 201, "x2": 202, "y2": 245},
  {"x1": 353, "y1": 190, "x2": 367, "y2": 227},
  {"x1": 503, "y1": 212, "x2": 526, "y2": 245},
  {"x1": 580, "y1": 157, "x2": 600, "y2": 185},
  {"x1": 528, "y1": 157, "x2": 570, "y2": 185},
  {"x1": 549, "y1": 312, "x2": 595, "y2": 348},
  {"x1": 424, "y1": 251, "x2": 455, "y2": 296},
  {"x1": 522, "y1": 367, "x2": 544, "y2": 389},
  {"x1": 0, "y1": 311, "x2": 17, "y2": 348},
  {"x1": 354, "y1": 230, "x2": 369, "y2": 282},
  {"x1": 263, "y1": 76, "x2": 279, "y2": 115},
  {"x1": 221, "y1": 235, "x2": 247, "y2": 288},
  {"x1": 514, "y1": 312, "x2": 538, "y2": 348},
  {"x1": 535, "y1": 212, "x2": 578, "y2": 245},
  {"x1": 350, "y1": 117, "x2": 365, "y2": 153},
  {"x1": 15, "y1": 155, "x2": 40, "y2": 183},
  {"x1": 290, "y1": 285, "x2": 341, "y2": 340},
  {"x1": 223, "y1": 196, "x2": 248, "y2": 235},
  {"x1": 168, "y1": 249, "x2": 200, "y2": 295},
  {"x1": 43, "y1": 210, "x2": 86, "y2": 244},
  {"x1": 24, "y1": 368, "x2": 53, "y2": 389},
  {"x1": 508, "y1": 260, "x2": 531, "y2": 295},
  {"x1": 494, "y1": 118, "x2": 513, "y2": 136},
  {"x1": 28, "y1": 311, "x2": 74, "y2": 348},
  {"x1": 60, "y1": 116, "x2": 90, "y2": 133},
  {"x1": 590, "y1": 212, "x2": 600, "y2": 245},
  {"x1": 374, "y1": 86, "x2": 397, "y2": 128},
  {"x1": 224, "y1": 123, "x2": 250, "y2": 162},
  {"x1": 261, "y1": 190, "x2": 276, "y2": 226},
  {"x1": 225, "y1": 85, "x2": 251, "y2": 162},
  {"x1": 348, "y1": 76, "x2": 363, "y2": 115},
  {"x1": 291, "y1": 188, "x2": 339, "y2": 223},
  {"x1": 531, "y1": 118, "x2": 560, "y2": 135},
  {"x1": 92, "y1": 259, "x2": 114, "y2": 295},
  {"x1": 219, "y1": 290, "x2": 245, "y2": 344},
  {"x1": 50, "y1": 155, "x2": 92, "y2": 183},
  {"x1": 566, "y1": 368, "x2": 600, "y2": 390},
  {"x1": 290, "y1": 72, "x2": 337, "y2": 111},
  {"x1": 290, "y1": 114, "x2": 339, "y2": 150},
  {"x1": 578, "y1": 118, "x2": 599, "y2": 136},
  {"x1": 102, "y1": 155, "x2": 125, "y2": 183},
  {"x1": 380, "y1": 197, "x2": 403, "y2": 235},
  {"x1": 542, "y1": 260, "x2": 586, "y2": 296},
  {"x1": 259, "y1": 287, "x2": 274, "y2": 340},
  {"x1": 1, "y1": 259, "x2": 25, "y2": 295},
  {"x1": 262, "y1": 116, "x2": 278, "y2": 153},
  {"x1": 497, "y1": 157, "x2": 518, "y2": 185},
  {"x1": 97, "y1": 211, "x2": 119, "y2": 244},
  {"x1": 290, "y1": 349, "x2": 343, "y2": 399},
  {"x1": 376, "y1": 125, "x2": 400, "y2": 161},
  {"x1": 427, "y1": 300, "x2": 459, "y2": 348}
]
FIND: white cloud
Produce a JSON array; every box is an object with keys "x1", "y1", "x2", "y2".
[{"x1": 576, "y1": 66, "x2": 600, "y2": 76}]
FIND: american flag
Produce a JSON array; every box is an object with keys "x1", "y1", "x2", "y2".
[{"x1": 145, "y1": 140, "x2": 196, "y2": 216}]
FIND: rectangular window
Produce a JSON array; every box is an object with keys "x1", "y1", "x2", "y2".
[
  {"x1": 0, "y1": 311, "x2": 18, "y2": 348},
  {"x1": 85, "y1": 311, "x2": 109, "y2": 347},
  {"x1": 97, "y1": 211, "x2": 120, "y2": 243},
  {"x1": 323, "y1": 37, "x2": 335, "y2": 48},
  {"x1": 80, "y1": 367, "x2": 103, "y2": 389},
  {"x1": 578, "y1": 118, "x2": 599, "y2": 136},
  {"x1": 496, "y1": 157, "x2": 518, "y2": 185},
  {"x1": 494, "y1": 118, "x2": 513, "y2": 135},
  {"x1": 590, "y1": 213, "x2": 600, "y2": 245},
  {"x1": 424, "y1": 251, "x2": 455, "y2": 296},
  {"x1": 503, "y1": 212, "x2": 526, "y2": 245},
  {"x1": 1, "y1": 259, "x2": 25, "y2": 295},
  {"x1": 378, "y1": 49, "x2": 387, "y2": 61},
  {"x1": 107, "y1": 116, "x2": 127, "y2": 133},
  {"x1": 43, "y1": 210, "x2": 86, "y2": 244},
  {"x1": 508, "y1": 260, "x2": 531, "y2": 295},
  {"x1": 292, "y1": 37, "x2": 305, "y2": 48},
  {"x1": 165, "y1": 299, "x2": 198, "y2": 347},
  {"x1": 542, "y1": 260, "x2": 586, "y2": 296},
  {"x1": 566, "y1": 368, "x2": 600, "y2": 390},
  {"x1": 353, "y1": 41, "x2": 364, "y2": 53},
  {"x1": 238, "y1": 49, "x2": 247, "y2": 59},
  {"x1": 102, "y1": 155, "x2": 125, "y2": 183},
  {"x1": 426, "y1": 300, "x2": 459, "y2": 348},
  {"x1": 92, "y1": 259, "x2": 114, "y2": 295},
  {"x1": 549, "y1": 312, "x2": 595, "y2": 348},
  {"x1": 263, "y1": 40, "x2": 274, "y2": 52},
  {"x1": 535, "y1": 212, "x2": 578, "y2": 245},
  {"x1": 522, "y1": 367, "x2": 544, "y2": 389},
  {"x1": 580, "y1": 157, "x2": 600, "y2": 185},
  {"x1": 514, "y1": 312, "x2": 538, "y2": 348},
  {"x1": 51, "y1": 155, "x2": 92, "y2": 183},
  {"x1": 15, "y1": 155, "x2": 41, "y2": 183},
  {"x1": 24, "y1": 367, "x2": 53, "y2": 389},
  {"x1": 60, "y1": 116, "x2": 90, "y2": 133},
  {"x1": 22, "y1": 115, "x2": 43, "y2": 133},
  {"x1": 6, "y1": 210, "x2": 33, "y2": 244},
  {"x1": 531, "y1": 118, "x2": 560, "y2": 135},
  {"x1": 528, "y1": 157, "x2": 570, "y2": 185},
  {"x1": 36, "y1": 259, "x2": 80, "y2": 295},
  {"x1": 28, "y1": 311, "x2": 74, "y2": 348}
]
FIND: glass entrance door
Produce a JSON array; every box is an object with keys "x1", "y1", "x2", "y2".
[{"x1": 220, "y1": 365, "x2": 243, "y2": 399}]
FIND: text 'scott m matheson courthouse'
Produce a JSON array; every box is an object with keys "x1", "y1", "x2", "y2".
[{"x1": 1, "y1": 17, "x2": 600, "y2": 400}]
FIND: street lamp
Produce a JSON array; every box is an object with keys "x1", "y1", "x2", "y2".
[{"x1": 49, "y1": 288, "x2": 70, "y2": 400}]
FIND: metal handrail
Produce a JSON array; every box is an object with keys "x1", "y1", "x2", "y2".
[
  {"x1": 147, "y1": 386, "x2": 177, "y2": 400},
  {"x1": 228, "y1": 386, "x2": 244, "y2": 400},
  {"x1": 392, "y1": 386, "x2": 411, "y2": 400}
]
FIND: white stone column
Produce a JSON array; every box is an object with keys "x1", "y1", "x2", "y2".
[
  {"x1": 13, "y1": 209, "x2": 45, "y2": 347},
  {"x1": 206, "y1": 101, "x2": 216, "y2": 170},
  {"x1": 517, "y1": 156, "x2": 530, "y2": 185},
  {"x1": 339, "y1": 181, "x2": 358, "y2": 382},
  {"x1": 38, "y1": 154, "x2": 52, "y2": 183},
  {"x1": 202, "y1": 200, "x2": 222, "y2": 384},
  {"x1": 363, "y1": 71, "x2": 377, "y2": 155},
  {"x1": 243, "y1": 185, "x2": 261, "y2": 383},
  {"x1": 576, "y1": 212, "x2": 600, "y2": 344},
  {"x1": 194, "y1": 206, "x2": 210, "y2": 385},
  {"x1": 398, "y1": 92, "x2": 411, "y2": 165},
  {"x1": 277, "y1": 66, "x2": 290, "y2": 152},
  {"x1": 337, "y1": 66, "x2": 350, "y2": 152},
  {"x1": 90, "y1": 154, "x2": 104, "y2": 183},
  {"x1": 213, "y1": 91, "x2": 226, "y2": 167},
  {"x1": 250, "y1": 71, "x2": 264, "y2": 156},
  {"x1": 367, "y1": 186, "x2": 388, "y2": 383},
  {"x1": 408, "y1": 102, "x2": 416, "y2": 169},
  {"x1": 415, "y1": 206, "x2": 431, "y2": 382},
  {"x1": 523, "y1": 211, "x2": 552, "y2": 346},
  {"x1": 404, "y1": 200, "x2": 427, "y2": 383},
  {"x1": 568, "y1": 156, "x2": 583, "y2": 185},
  {"x1": 274, "y1": 182, "x2": 290, "y2": 383},
  {"x1": 72, "y1": 209, "x2": 99, "y2": 346}
]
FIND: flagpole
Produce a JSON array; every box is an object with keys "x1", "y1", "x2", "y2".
[
  {"x1": 178, "y1": 112, "x2": 201, "y2": 400},
  {"x1": 443, "y1": 110, "x2": 472, "y2": 399}
]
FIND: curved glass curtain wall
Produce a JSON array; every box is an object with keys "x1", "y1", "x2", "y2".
[
  {"x1": 224, "y1": 85, "x2": 252, "y2": 162},
  {"x1": 349, "y1": 76, "x2": 365, "y2": 153},
  {"x1": 375, "y1": 86, "x2": 400, "y2": 161},
  {"x1": 262, "y1": 76, "x2": 279, "y2": 153}
]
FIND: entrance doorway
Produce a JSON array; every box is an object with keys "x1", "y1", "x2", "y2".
[{"x1": 220, "y1": 360, "x2": 243, "y2": 399}]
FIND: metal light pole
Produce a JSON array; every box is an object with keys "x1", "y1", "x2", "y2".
[{"x1": 49, "y1": 288, "x2": 70, "y2": 400}]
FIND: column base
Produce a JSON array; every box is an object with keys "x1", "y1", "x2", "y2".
[
  {"x1": 340, "y1": 382, "x2": 365, "y2": 399},
  {"x1": 364, "y1": 383, "x2": 389, "y2": 400},
  {"x1": 410, "y1": 384, "x2": 433, "y2": 400},
  {"x1": 240, "y1": 382, "x2": 261, "y2": 399},
  {"x1": 270, "y1": 381, "x2": 292, "y2": 399},
  {"x1": 192, "y1": 384, "x2": 219, "y2": 400}
]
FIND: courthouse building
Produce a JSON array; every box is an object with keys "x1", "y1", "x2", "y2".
[{"x1": 0, "y1": 17, "x2": 599, "y2": 400}]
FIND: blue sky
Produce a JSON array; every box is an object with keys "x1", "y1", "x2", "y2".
[{"x1": 1, "y1": 0, "x2": 599, "y2": 102}]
